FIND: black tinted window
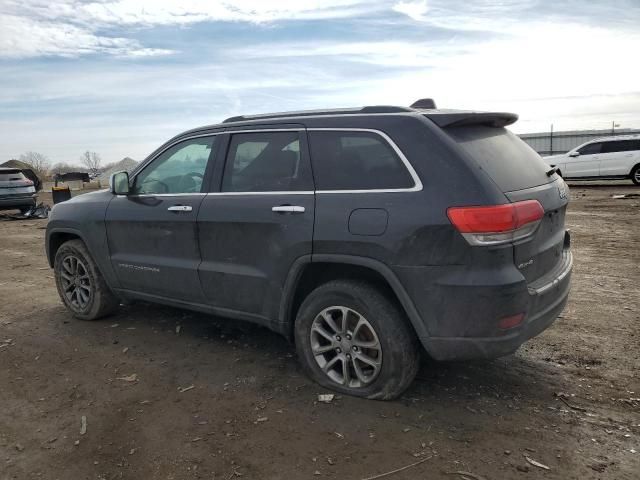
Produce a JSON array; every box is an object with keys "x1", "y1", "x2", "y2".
[
  {"x1": 578, "y1": 143, "x2": 602, "y2": 155},
  {"x1": 445, "y1": 126, "x2": 553, "y2": 192},
  {"x1": 222, "y1": 131, "x2": 311, "y2": 192},
  {"x1": 309, "y1": 131, "x2": 414, "y2": 190},
  {"x1": 601, "y1": 140, "x2": 640, "y2": 153}
]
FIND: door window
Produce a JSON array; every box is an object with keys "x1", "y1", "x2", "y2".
[
  {"x1": 222, "y1": 131, "x2": 312, "y2": 192},
  {"x1": 133, "y1": 137, "x2": 217, "y2": 194},
  {"x1": 577, "y1": 142, "x2": 602, "y2": 156},
  {"x1": 308, "y1": 130, "x2": 414, "y2": 190}
]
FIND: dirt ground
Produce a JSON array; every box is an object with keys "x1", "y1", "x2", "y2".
[{"x1": 0, "y1": 182, "x2": 638, "y2": 480}]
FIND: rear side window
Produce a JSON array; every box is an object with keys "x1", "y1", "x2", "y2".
[
  {"x1": 578, "y1": 142, "x2": 602, "y2": 155},
  {"x1": 445, "y1": 126, "x2": 553, "y2": 192},
  {"x1": 308, "y1": 131, "x2": 414, "y2": 191},
  {"x1": 601, "y1": 140, "x2": 640, "y2": 153},
  {"x1": 222, "y1": 131, "x2": 312, "y2": 192}
]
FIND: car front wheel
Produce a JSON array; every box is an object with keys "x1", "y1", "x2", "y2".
[
  {"x1": 54, "y1": 239, "x2": 118, "y2": 320},
  {"x1": 295, "y1": 280, "x2": 419, "y2": 400}
]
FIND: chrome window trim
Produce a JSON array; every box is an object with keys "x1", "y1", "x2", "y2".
[
  {"x1": 206, "y1": 191, "x2": 314, "y2": 196},
  {"x1": 127, "y1": 127, "x2": 422, "y2": 197},
  {"x1": 308, "y1": 127, "x2": 423, "y2": 194}
]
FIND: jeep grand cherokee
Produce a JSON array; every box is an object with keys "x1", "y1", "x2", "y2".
[{"x1": 46, "y1": 99, "x2": 572, "y2": 399}]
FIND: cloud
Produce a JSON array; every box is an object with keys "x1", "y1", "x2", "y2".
[
  {"x1": 0, "y1": 13, "x2": 173, "y2": 58},
  {"x1": 392, "y1": 1, "x2": 429, "y2": 21},
  {"x1": 0, "y1": 0, "x2": 381, "y2": 58}
]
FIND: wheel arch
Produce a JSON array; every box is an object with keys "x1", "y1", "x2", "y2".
[
  {"x1": 47, "y1": 228, "x2": 85, "y2": 267},
  {"x1": 629, "y1": 162, "x2": 640, "y2": 175},
  {"x1": 279, "y1": 254, "x2": 429, "y2": 342}
]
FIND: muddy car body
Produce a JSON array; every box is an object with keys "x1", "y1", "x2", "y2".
[{"x1": 46, "y1": 101, "x2": 572, "y2": 398}]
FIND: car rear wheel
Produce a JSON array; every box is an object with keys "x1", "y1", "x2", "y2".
[
  {"x1": 631, "y1": 165, "x2": 640, "y2": 185},
  {"x1": 295, "y1": 280, "x2": 419, "y2": 400},
  {"x1": 54, "y1": 239, "x2": 118, "y2": 320}
]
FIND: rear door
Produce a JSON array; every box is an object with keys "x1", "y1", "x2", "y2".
[
  {"x1": 599, "y1": 139, "x2": 640, "y2": 176},
  {"x1": 444, "y1": 125, "x2": 569, "y2": 284},
  {"x1": 197, "y1": 127, "x2": 314, "y2": 321},
  {"x1": 565, "y1": 142, "x2": 601, "y2": 177},
  {"x1": 105, "y1": 135, "x2": 221, "y2": 302}
]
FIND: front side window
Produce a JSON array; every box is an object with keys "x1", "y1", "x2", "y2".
[
  {"x1": 133, "y1": 137, "x2": 216, "y2": 194},
  {"x1": 577, "y1": 142, "x2": 602, "y2": 156},
  {"x1": 222, "y1": 131, "x2": 311, "y2": 192},
  {"x1": 308, "y1": 131, "x2": 414, "y2": 191}
]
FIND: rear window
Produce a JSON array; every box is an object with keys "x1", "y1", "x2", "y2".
[
  {"x1": 308, "y1": 131, "x2": 414, "y2": 191},
  {"x1": 445, "y1": 126, "x2": 553, "y2": 192},
  {"x1": 0, "y1": 170, "x2": 26, "y2": 182}
]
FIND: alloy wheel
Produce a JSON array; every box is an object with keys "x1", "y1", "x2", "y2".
[
  {"x1": 59, "y1": 255, "x2": 92, "y2": 311},
  {"x1": 310, "y1": 306, "x2": 382, "y2": 388}
]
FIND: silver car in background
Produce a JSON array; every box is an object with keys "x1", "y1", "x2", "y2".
[{"x1": 0, "y1": 168, "x2": 37, "y2": 213}]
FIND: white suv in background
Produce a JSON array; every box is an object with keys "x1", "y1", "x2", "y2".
[{"x1": 544, "y1": 135, "x2": 640, "y2": 185}]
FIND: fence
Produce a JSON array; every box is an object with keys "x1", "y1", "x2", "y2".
[{"x1": 518, "y1": 128, "x2": 640, "y2": 157}]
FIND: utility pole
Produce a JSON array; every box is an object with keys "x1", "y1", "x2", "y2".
[{"x1": 550, "y1": 123, "x2": 554, "y2": 156}]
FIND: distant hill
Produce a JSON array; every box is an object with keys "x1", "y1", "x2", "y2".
[{"x1": 102, "y1": 157, "x2": 138, "y2": 177}]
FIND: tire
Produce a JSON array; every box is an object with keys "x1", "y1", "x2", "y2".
[
  {"x1": 295, "y1": 280, "x2": 419, "y2": 400},
  {"x1": 54, "y1": 239, "x2": 118, "y2": 320},
  {"x1": 631, "y1": 165, "x2": 640, "y2": 186}
]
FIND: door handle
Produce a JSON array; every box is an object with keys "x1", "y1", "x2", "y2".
[
  {"x1": 272, "y1": 205, "x2": 305, "y2": 214},
  {"x1": 167, "y1": 205, "x2": 193, "y2": 212}
]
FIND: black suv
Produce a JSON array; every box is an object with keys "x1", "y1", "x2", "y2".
[{"x1": 46, "y1": 100, "x2": 572, "y2": 399}]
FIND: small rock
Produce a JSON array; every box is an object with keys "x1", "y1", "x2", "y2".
[
  {"x1": 318, "y1": 394, "x2": 335, "y2": 404},
  {"x1": 15, "y1": 443, "x2": 24, "y2": 452},
  {"x1": 516, "y1": 465, "x2": 529, "y2": 473},
  {"x1": 80, "y1": 416, "x2": 87, "y2": 436}
]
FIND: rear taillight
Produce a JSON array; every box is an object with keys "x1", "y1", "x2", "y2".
[{"x1": 447, "y1": 200, "x2": 544, "y2": 246}]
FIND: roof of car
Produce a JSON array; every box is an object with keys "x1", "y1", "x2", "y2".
[
  {"x1": 177, "y1": 100, "x2": 518, "y2": 138},
  {"x1": 585, "y1": 134, "x2": 640, "y2": 142}
]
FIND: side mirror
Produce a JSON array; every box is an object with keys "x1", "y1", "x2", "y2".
[
  {"x1": 568, "y1": 151, "x2": 580, "y2": 158},
  {"x1": 109, "y1": 171, "x2": 130, "y2": 195}
]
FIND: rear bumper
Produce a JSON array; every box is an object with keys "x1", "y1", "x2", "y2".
[
  {"x1": 0, "y1": 195, "x2": 36, "y2": 210},
  {"x1": 417, "y1": 251, "x2": 573, "y2": 361}
]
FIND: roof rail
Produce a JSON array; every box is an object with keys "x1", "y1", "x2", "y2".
[{"x1": 222, "y1": 105, "x2": 414, "y2": 123}]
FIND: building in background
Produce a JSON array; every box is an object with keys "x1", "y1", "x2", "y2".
[{"x1": 519, "y1": 128, "x2": 640, "y2": 157}]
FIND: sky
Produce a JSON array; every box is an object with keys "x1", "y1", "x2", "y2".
[{"x1": 1, "y1": 0, "x2": 640, "y2": 165}]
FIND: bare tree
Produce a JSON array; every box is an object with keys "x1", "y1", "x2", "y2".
[
  {"x1": 80, "y1": 151, "x2": 102, "y2": 176},
  {"x1": 51, "y1": 162, "x2": 80, "y2": 174},
  {"x1": 18, "y1": 151, "x2": 50, "y2": 178}
]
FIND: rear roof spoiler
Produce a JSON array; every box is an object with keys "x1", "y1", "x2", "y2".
[{"x1": 423, "y1": 110, "x2": 518, "y2": 128}]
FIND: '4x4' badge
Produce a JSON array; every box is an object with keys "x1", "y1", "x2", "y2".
[{"x1": 558, "y1": 185, "x2": 568, "y2": 200}]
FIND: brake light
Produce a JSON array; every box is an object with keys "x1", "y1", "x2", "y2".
[{"x1": 447, "y1": 200, "x2": 544, "y2": 246}]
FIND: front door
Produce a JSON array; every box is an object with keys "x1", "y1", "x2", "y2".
[
  {"x1": 565, "y1": 142, "x2": 601, "y2": 177},
  {"x1": 106, "y1": 135, "x2": 220, "y2": 302},
  {"x1": 197, "y1": 128, "x2": 314, "y2": 322}
]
